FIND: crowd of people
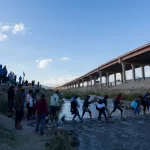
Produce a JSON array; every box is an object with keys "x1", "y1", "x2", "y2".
[
  {"x1": 6, "y1": 79, "x2": 150, "y2": 136},
  {"x1": 7, "y1": 83, "x2": 60, "y2": 135}
]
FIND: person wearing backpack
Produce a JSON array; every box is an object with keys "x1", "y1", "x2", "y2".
[
  {"x1": 94, "y1": 99, "x2": 108, "y2": 120},
  {"x1": 133, "y1": 96, "x2": 142, "y2": 116},
  {"x1": 110, "y1": 93, "x2": 123, "y2": 118},
  {"x1": 81, "y1": 95, "x2": 92, "y2": 119},
  {"x1": 49, "y1": 91, "x2": 60, "y2": 123},
  {"x1": 71, "y1": 96, "x2": 82, "y2": 121}
]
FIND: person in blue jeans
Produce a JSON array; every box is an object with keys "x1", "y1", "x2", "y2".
[
  {"x1": 134, "y1": 96, "x2": 142, "y2": 115},
  {"x1": 35, "y1": 94, "x2": 48, "y2": 135}
]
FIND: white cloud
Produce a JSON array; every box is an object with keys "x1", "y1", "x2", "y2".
[
  {"x1": 37, "y1": 59, "x2": 52, "y2": 69},
  {"x1": 1, "y1": 25, "x2": 10, "y2": 32},
  {"x1": 43, "y1": 75, "x2": 78, "y2": 87},
  {"x1": 0, "y1": 33, "x2": 7, "y2": 41},
  {"x1": 60, "y1": 57, "x2": 71, "y2": 61},
  {"x1": 12, "y1": 23, "x2": 25, "y2": 35}
]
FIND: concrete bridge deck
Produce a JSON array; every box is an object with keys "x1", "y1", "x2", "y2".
[{"x1": 56, "y1": 44, "x2": 150, "y2": 90}]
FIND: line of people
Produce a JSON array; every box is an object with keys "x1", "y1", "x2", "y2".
[{"x1": 70, "y1": 93, "x2": 124, "y2": 121}]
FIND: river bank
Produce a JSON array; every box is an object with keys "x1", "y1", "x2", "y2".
[
  {"x1": 0, "y1": 85, "x2": 150, "y2": 150},
  {"x1": 60, "y1": 88, "x2": 148, "y2": 101}
]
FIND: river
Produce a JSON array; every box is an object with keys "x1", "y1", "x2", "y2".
[{"x1": 59, "y1": 96, "x2": 132, "y2": 120}]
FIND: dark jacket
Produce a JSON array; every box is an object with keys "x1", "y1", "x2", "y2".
[
  {"x1": 14, "y1": 89, "x2": 24, "y2": 110},
  {"x1": 35, "y1": 99, "x2": 48, "y2": 115},
  {"x1": 3, "y1": 68, "x2": 7, "y2": 76},
  {"x1": 0, "y1": 65, "x2": 3, "y2": 75},
  {"x1": 102, "y1": 98, "x2": 107, "y2": 107},
  {"x1": 8, "y1": 86, "x2": 14, "y2": 100}
]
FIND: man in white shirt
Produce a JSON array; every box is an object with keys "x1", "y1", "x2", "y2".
[
  {"x1": 49, "y1": 91, "x2": 60, "y2": 123},
  {"x1": 26, "y1": 90, "x2": 34, "y2": 120}
]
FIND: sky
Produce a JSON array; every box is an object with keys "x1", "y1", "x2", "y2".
[{"x1": 0, "y1": 0, "x2": 150, "y2": 87}]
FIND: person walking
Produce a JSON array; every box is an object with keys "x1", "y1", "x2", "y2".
[
  {"x1": 142, "y1": 92, "x2": 150, "y2": 114},
  {"x1": 26, "y1": 90, "x2": 34, "y2": 120},
  {"x1": 49, "y1": 91, "x2": 60, "y2": 123},
  {"x1": 82, "y1": 95, "x2": 92, "y2": 119},
  {"x1": 110, "y1": 93, "x2": 123, "y2": 118},
  {"x1": 14, "y1": 84, "x2": 24, "y2": 129},
  {"x1": 35, "y1": 94, "x2": 48, "y2": 135},
  {"x1": 102, "y1": 95, "x2": 110, "y2": 116},
  {"x1": 94, "y1": 99, "x2": 108, "y2": 120},
  {"x1": 71, "y1": 96, "x2": 82, "y2": 121},
  {"x1": 132, "y1": 96, "x2": 142, "y2": 116},
  {"x1": 0, "y1": 64, "x2": 3, "y2": 84}
]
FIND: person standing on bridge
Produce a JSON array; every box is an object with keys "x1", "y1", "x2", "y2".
[
  {"x1": 82, "y1": 95, "x2": 92, "y2": 119},
  {"x1": 110, "y1": 93, "x2": 123, "y2": 118}
]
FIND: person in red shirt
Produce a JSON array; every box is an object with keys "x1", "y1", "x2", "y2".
[
  {"x1": 110, "y1": 93, "x2": 123, "y2": 118},
  {"x1": 35, "y1": 94, "x2": 48, "y2": 135}
]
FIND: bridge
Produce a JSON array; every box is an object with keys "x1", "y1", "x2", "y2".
[{"x1": 56, "y1": 44, "x2": 150, "y2": 90}]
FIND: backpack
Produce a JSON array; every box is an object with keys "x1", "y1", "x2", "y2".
[{"x1": 131, "y1": 100, "x2": 137, "y2": 108}]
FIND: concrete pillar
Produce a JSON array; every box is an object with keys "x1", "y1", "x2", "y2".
[
  {"x1": 86, "y1": 81, "x2": 88, "y2": 87},
  {"x1": 90, "y1": 76, "x2": 92, "y2": 89},
  {"x1": 141, "y1": 65, "x2": 145, "y2": 80},
  {"x1": 131, "y1": 64, "x2": 136, "y2": 82},
  {"x1": 94, "y1": 76, "x2": 97, "y2": 86},
  {"x1": 82, "y1": 79, "x2": 84, "y2": 87},
  {"x1": 120, "y1": 72, "x2": 123, "y2": 83},
  {"x1": 114, "y1": 73, "x2": 117, "y2": 86},
  {"x1": 78, "y1": 81, "x2": 80, "y2": 88},
  {"x1": 106, "y1": 72, "x2": 109, "y2": 87},
  {"x1": 98, "y1": 71, "x2": 102, "y2": 89},
  {"x1": 121, "y1": 62, "x2": 126, "y2": 83}
]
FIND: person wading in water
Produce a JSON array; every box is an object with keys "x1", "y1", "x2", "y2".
[
  {"x1": 110, "y1": 93, "x2": 123, "y2": 118},
  {"x1": 71, "y1": 96, "x2": 82, "y2": 121},
  {"x1": 82, "y1": 95, "x2": 92, "y2": 119},
  {"x1": 94, "y1": 98, "x2": 108, "y2": 121}
]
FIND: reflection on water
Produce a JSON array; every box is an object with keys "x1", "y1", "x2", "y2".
[{"x1": 59, "y1": 96, "x2": 132, "y2": 121}]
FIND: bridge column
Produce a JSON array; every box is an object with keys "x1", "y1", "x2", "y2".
[
  {"x1": 98, "y1": 71, "x2": 102, "y2": 89},
  {"x1": 114, "y1": 73, "x2": 117, "y2": 86},
  {"x1": 78, "y1": 81, "x2": 80, "y2": 88},
  {"x1": 86, "y1": 80, "x2": 88, "y2": 87},
  {"x1": 131, "y1": 64, "x2": 136, "y2": 82},
  {"x1": 94, "y1": 76, "x2": 97, "y2": 86},
  {"x1": 106, "y1": 72, "x2": 109, "y2": 87},
  {"x1": 90, "y1": 76, "x2": 92, "y2": 89},
  {"x1": 121, "y1": 62, "x2": 126, "y2": 83},
  {"x1": 82, "y1": 79, "x2": 84, "y2": 87},
  {"x1": 141, "y1": 65, "x2": 145, "y2": 80}
]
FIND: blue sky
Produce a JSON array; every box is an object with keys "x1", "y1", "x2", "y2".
[{"x1": 0, "y1": 0, "x2": 150, "y2": 86}]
